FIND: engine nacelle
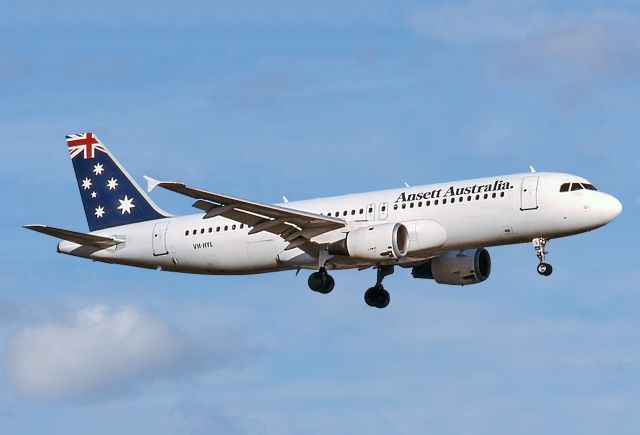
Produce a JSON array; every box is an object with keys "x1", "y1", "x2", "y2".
[
  {"x1": 328, "y1": 223, "x2": 409, "y2": 261},
  {"x1": 412, "y1": 248, "x2": 491, "y2": 285}
]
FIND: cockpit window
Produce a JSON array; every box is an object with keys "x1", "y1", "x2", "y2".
[
  {"x1": 570, "y1": 183, "x2": 583, "y2": 191},
  {"x1": 560, "y1": 181, "x2": 598, "y2": 192}
]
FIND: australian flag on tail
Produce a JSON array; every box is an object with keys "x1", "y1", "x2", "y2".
[{"x1": 67, "y1": 133, "x2": 168, "y2": 231}]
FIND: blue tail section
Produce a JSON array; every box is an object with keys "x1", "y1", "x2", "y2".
[{"x1": 66, "y1": 133, "x2": 168, "y2": 231}]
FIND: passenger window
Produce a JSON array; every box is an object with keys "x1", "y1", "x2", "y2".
[
  {"x1": 434, "y1": 200, "x2": 439, "y2": 205},
  {"x1": 359, "y1": 208, "x2": 364, "y2": 214},
  {"x1": 381, "y1": 205, "x2": 386, "y2": 212},
  {"x1": 192, "y1": 229, "x2": 197, "y2": 235},
  {"x1": 185, "y1": 230, "x2": 189, "y2": 236},
  {"x1": 492, "y1": 192, "x2": 496, "y2": 198},
  {"x1": 232, "y1": 224, "x2": 236, "y2": 230},
  {"x1": 484, "y1": 194, "x2": 488, "y2": 199},
  {"x1": 451, "y1": 198, "x2": 455, "y2": 203},
  {"x1": 426, "y1": 200, "x2": 431, "y2": 206},
  {"x1": 393, "y1": 204, "x2": 398, "y2": 210},
  {"x1": 500, "y1": 192, "x2": 505, "y2": 197},
  {"x1": 560, "y1": 183, "x2": 570, "y2": 192},
  {"x1": 216, "y1": 227, "x2": 220, "y2": 232},
  {"x1": 410, "y1": 203, "x2": 414, "y2": 208},
  {"x1": 402, "y1": 203, "x2": 406, "y2": 209},
  {"x1": 224, "y1": 225, "x2": 228, "y2": 231},
  {"x1": 571, "y1": 183, "x2": 583, "y2": 191},
  {"x1": 343, "y1": 211, "x2": 347, "y2": 216},
  {"x1": 327, "y1": 212, "x2": 331, "y2": 216},
  {"x1": 475, "y1": 194, "x2": 480, "y2": 200},
  {"x1": 443, "y1": 199, "x2": 447, "y2": 204},
  {"x1": 368, "y1": 207, "x2": 373, "y2": 213},
  {"x1": 351, "y1": 210, "x2": 355, "y2": 215},
  {"x1": 417, "y1": 201, "x2": 422, "y2": 207},
  {"x1": 200, "y1": 228, "x2": 205, "y2": 234},
  {"x1": 467, "y1": 196, "x2": 471, "y2": 201},
  {"x1": 208, "y1": 227, "x2": 212, "y2": 233}
]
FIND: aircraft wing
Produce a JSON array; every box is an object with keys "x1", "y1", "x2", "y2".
[
  {"x1": 145, "y1": 177, "x2": 346, "y2": 254},
  {"x1": 23, "y1": 225, "x2": 124, "y2": 248}
]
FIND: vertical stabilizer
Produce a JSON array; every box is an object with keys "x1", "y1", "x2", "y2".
[{"x1": 66, "y1": 132, "x2": 168, "y2": 231}]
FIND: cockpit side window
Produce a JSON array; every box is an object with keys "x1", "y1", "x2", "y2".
[
  {"x1": 570, "y1": 183, "x2": 583, "y2": 191},
  {"x1": 583, "y1": 183, "x2": 598, "y2": 191},
  {"x1": 560, "y1": 183, "x2": 570, "y2": 192}
]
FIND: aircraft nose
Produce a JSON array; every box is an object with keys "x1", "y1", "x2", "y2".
[{"x1": 599, "y1": 193, "x2": 622, "y2": 222}]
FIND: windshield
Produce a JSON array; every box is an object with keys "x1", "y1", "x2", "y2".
[{"x1": 560, "y1": 182, "x2": 598, "y2": 192}]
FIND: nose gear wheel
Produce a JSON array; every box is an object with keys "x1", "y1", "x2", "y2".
[{"x1": 533, "y1": 237, "x2": 553, "y2": 276}]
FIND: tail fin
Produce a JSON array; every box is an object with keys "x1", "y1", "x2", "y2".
[{"x1": 66, "y1": 133, "x2": 169, "y2": 231}]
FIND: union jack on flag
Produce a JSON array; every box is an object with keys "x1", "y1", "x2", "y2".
[{"x1": 66, "y1": 133, "x2": 106, "y2": 159}]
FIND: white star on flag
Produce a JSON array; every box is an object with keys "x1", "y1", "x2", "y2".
[
  {"x1": 117, "y1": 195, "x2": 135, "y2": 215},
  {"x1": 107, "y1": 177, "x2": 118, "y2": 190},
  {"x1": 81, "y1": 177, "x2": 92, "y2": 190},
  {"x1": 91, "y1": 191, "x2": 97, "y2": 198},
  {"x1": 93, "y1": 163, "x2": 104, "y2": 175},
  {"x1": 95, "y1": 206, "x2": 105, "y2": 218}
]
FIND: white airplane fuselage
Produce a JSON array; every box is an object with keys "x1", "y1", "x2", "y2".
[{"x1": 58, "y1": 172, "x2": 622, "y2": 275}]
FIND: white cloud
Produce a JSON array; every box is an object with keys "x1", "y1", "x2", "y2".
[
  {"x1": 409, "y1": 1, "x2": 551, "y2": 44},
  {"x1": 211, "y1": 69, "x2": 303, "y2": 110},
  {"x1": 409, "y1": 2, "x2": 640, "y2": 84},
  {"x1": 4, "y1": 305, "x2": 244, "y2": 401}
]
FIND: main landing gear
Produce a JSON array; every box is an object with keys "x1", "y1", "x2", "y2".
[
  {"x1": 364, "y1": 265, "x2": 393, "y2": 309},
  {"x1": 533, "y1": 237, "x2": 553, "y2": 276},
  {"x1": 306, "y1": 257, "x2": 394, "y2": 309},
  {"x1": 308, "y1": 267, "x2": 335, "y2": 294}
]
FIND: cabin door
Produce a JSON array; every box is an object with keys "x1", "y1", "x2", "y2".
[
  {"x1": 520, "y1": 176, "x2": 539, "y2": 211},
  {"x1": 152, "y1": 221, "x2": 170, "y2": 256}
]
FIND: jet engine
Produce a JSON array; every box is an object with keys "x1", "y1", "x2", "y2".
[
  {"x1": 328, "y1": 223, "x2": 409, "y2": 261},
  {"x1": 412, "y1": 248, "x2": 491, "y2": 285}
]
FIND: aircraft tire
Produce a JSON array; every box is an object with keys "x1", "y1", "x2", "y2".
[
  {"x1": 317, "y1": 274, "x2": 335, "y2": 294},
  {"x1": 365, "y1": 285, "x2": 390, "y2": 309},
  {"x1": 537, "y1": 263, "x2": 553, "y2": 276},
  {"x1": 308, "y1": 272, "x2": 324, "y2": 292}
]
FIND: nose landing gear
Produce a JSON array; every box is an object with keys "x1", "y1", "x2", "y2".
[
  {"x1": 364, "y1": 265, "x2": 394, "y2": 309},
  {"x1": 533, "y1": 237, "x2": 553, "y2": 276}
]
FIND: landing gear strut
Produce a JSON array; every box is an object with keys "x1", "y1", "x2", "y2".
[
  {"x1": 364, "y1": 265, "x2": 393, "y2": 309},
  {"x1": 308, "y1": 267, "x2": 335, "y2": 294},
  {"x1": 533, "y1": 237, "x2": 553, "y2": 276}
]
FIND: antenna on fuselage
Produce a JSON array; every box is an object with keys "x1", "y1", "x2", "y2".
[
  {"x1": 404, "y1": 182, "x2": 410, "y2": 187},
  {"x1": 529, "y1": 165, "x2": 537, "y2": 173}
]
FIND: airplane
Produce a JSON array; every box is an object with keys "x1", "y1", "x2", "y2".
[{"x1": 25, "y1": 133, "x2": 622, "y2": 308}]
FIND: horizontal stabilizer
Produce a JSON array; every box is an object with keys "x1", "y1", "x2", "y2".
[{"x1": 23, "y1": 225, "x2": 124, "y2": 248}]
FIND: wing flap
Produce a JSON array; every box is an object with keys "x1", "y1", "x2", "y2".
[
  {"x1": 146, "y1": 177, "x2": 346, "y2": 257},
  {"x1": 148, "y1": 178, "x2": 345, "y2": 235},
  {"x1": 24, "y1": 225, "x2": 123, "y2": 248}
]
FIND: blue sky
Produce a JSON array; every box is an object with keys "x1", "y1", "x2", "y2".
[{"x1": 1, "y1": 1, "x2": 639, "y2": 434}]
